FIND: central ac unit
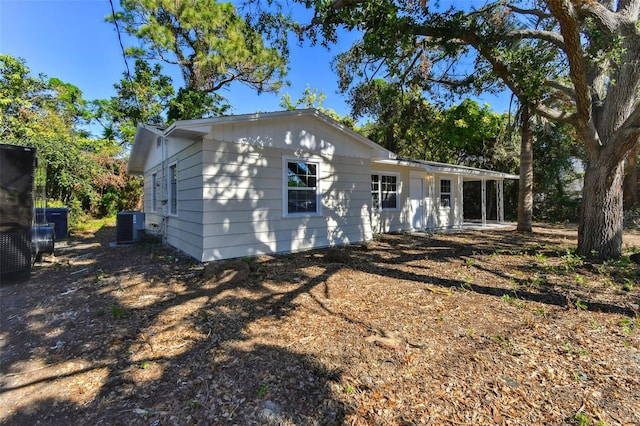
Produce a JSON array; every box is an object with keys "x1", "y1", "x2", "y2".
[{"x1": 116, "y1": 211, "x2": 145, "y2": 243}]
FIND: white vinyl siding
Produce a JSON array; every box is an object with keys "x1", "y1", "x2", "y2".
[
  {"x1": 144, "y1": 112, "x2": 392, "y2": 262},
  {"x1": 432, "y1": 175, "x2": 461, "y2": 230},
  {"x1": 370, "y1": 166, "x2": 410, "y2": 234},
  {"x1": 134, "y1": 111, "x2": 515, "y2": 263},
  {"x1": 200, "y1": 138, "x2": 372, "y2": 261},
  {"x1": 163, "y1": 142, "x2": 204, "y2": 261}
]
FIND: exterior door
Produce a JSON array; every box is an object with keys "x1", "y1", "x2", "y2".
[{"x1": 409, "y1": 177, "x2": 425, "y2": 230}]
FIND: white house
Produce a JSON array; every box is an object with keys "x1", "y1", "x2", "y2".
[{"x1": 128, "y1": 109, "x2": 517, "y2": 262}]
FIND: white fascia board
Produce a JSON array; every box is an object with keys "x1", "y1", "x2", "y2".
[
  {"x1": 164, "y1": 121, "x2": 212, "y2": 140},
  {"x1": 410, "y1": 159, "x2": 519, "y2": 179},
  {"x1": 429, "y1": 164, "x2": 519, "y2": 179},
  {"x1": 374, "y1": 158, "x2": 519, "y2": 180},
  {"x1": 373, "y1": 158, "x2": 431, "y2": 170},
  {"x1": 128, "y1": 123, "x2": 165, "y2": 175}
]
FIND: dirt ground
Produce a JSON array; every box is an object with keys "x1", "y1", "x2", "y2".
[{"x1": 1, "y1": 222, "x2": 639, "y2": 425}]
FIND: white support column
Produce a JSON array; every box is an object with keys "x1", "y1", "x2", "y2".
[
  {"x1": 457, "y1": 176, "x2": 464, "y2": 230},
  {"x1": 481, "y1": 178, "x2": 487, "y2": 228},
  {"x1": 497, "y1": 180, "x2": 504, "y2": 222}
]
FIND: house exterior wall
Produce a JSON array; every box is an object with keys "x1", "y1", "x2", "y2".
[
  {"x1": 370, "y1": 163, "x2": 412, "y2": 234},
  {"x1": 141, "y1": 137, "x2": 167, "y2": 232},
  {"x1": 142, "y1": 164, "x2": 163, "y2": 229},
  {"x1": 211, "y1": 114, "x2": 380, "y2": 158},
  {"x1": 165, "y1": 141, "x2": 204, "y2": 259},
  {"x1": 346, "y1": 167, "x2": 474, "y2": 235},
  {"x1": 431, "y1": 173, "x2": 464, "y2": 230},
  {"x1": 132, "y1": 111, "x2": 515, "y2": 263},
  {"x1": 193, "y1": 115, "x2": 376, "y2": 261},
  {"x1": 368, "y1": 166, "x2": 466, "y2": 233},
  {"x1": 143, "y1": 139, "x2": 205, "y2": 261}
]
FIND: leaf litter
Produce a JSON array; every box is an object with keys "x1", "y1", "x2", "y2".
[{"x1": 0, "y1": 223, "x2": 639, "y2": 425}]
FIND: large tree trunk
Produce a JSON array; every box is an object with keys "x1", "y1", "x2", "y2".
[
  {"x1": 517, "y1": 104, "x2": 533, "y2": 232},
  {"x1": 577, "y1": 156, "x2": 625, "y2": 259},
  {"x1": 623, "y1": 144, "x2": 638, "y2": 208}
]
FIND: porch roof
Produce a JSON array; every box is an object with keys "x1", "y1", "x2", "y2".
[{"x1": 374, "y1": 158, "x2": 519, "y2": 180}]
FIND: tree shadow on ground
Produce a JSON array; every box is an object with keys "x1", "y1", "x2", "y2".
[
  {"x1": 342, "y1": 227, "x2": 638, "y2": 317},
  {"x1": 1, "y1": 224, "x2": 638, "y2": 424},
  {"x1": 0, "y1": 226, "x2": 351, "y2": 425}
]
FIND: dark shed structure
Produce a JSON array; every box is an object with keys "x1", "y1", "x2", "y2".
[{"x1": 0, "y1": 144, "x2": 36, "y2": 279}]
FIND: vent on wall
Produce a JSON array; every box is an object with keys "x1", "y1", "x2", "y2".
[{"x1": 116, "y1": 211, "x2": 145, "y2": 243}]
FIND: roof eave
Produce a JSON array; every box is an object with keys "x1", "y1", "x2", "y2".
[
  {"x1": 127, "y1": 124, "x2": 164, "y2": 175},
  {"x1": 374, "y1": 158, "x2": 519, "y2": 180}
]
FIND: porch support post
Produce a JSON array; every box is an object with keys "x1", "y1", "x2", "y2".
[
  {"x1": 497, "y1": 180, "x2": 504, "y2": 223},
  {"x1": 457, "y1": 176, "x2": 464, "y2": 230},
  {"x1": 481, "y1": 178, "x2": 487, "y2": 228},
  {"x1": 427, "y1": 173, "x2": 435, "y2": 231}
]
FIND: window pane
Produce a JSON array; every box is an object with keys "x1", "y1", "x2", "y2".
[
  {"x1": 288, "y1": 173, "x2": 302, "y2": 187},
  {"x1": 371, "y1": 175, "x2": 379, "y2": 191},
  {"x1": 288, "y1": 189, "x2": 317, "y2": 213},
  {"x1": 382, "y1": 175, "x2": 397, "y2": 209},
  {"x1": 286, "y1": 161, "x2": 318, "y2": 214},
  {"x1": 372, "y1": 174, "x2": 398, "y2": 210},
  {"x1": 440, "y1": 179, "x2": 451, "y2": 208},
  {"x1": 288, "y1": 161, "x2": 317, "y2": 188},
  {"x1": 382, "y1": 175, "x2": 396, "y2": 185},
  {"x1": 382, "y1": 193, "x2": 397, "y2": 209},
  {"x1": 152, "y1": 173, "x2": 157, "y2": 212},
  {"x1": 307, "y1": 163, "x2": 316, "y2": 175},
  {"x1": 170, "y1": 165, "x2": 177, "y2": 214},
  {"x1": 372, "y1": 192, "x2": 380, "y2": 209}
]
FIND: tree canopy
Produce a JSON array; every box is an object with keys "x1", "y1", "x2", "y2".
[
  {"x1": 92, "y1": 59, "x2": 174, "y2": 145},
  {"x1": 1, "y1": 54, "x2": 141, "y2": 216},
  {"x1": 111, "y1": 0, "x2": 289, "y2": 119},
  {"x1": 280, "y1": 85, "x2": 356, "y2": 128},
  {"x1": 348, "y1": 79, "x2": 517, "y2": 173}
]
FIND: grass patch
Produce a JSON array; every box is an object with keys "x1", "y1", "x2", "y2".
[{"x1": 72, "y1": 215, "x2": 116, "y2": 234}]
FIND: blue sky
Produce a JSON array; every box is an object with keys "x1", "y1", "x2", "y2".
[{"x1": 1, "y1": 0, "x2": 510, "y2": 136}]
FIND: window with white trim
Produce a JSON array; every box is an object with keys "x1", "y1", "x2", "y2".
[
  {"x1": 285, "y1": 160, "x2": 319, "y2": 215},
  {"x1": 169, "y1": 163, "x2": 177, "y2": 215},
  {"x1": 371, "y1": 174, "x2": 398, "y2": 210},
  {"x1": 440, "y1": 178, "x2": 452, "y2": 208},
  {"x1": 151, "y1": 172, "x2": 157, "y2": 212}
]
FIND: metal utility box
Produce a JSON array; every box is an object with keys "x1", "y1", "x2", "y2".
[
  {"x1": 116, "y1": 211, "x2": 145, "y2": 243},
  {"x1": 0, "y1": 144, "x2": 36, "y2": 279}
]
